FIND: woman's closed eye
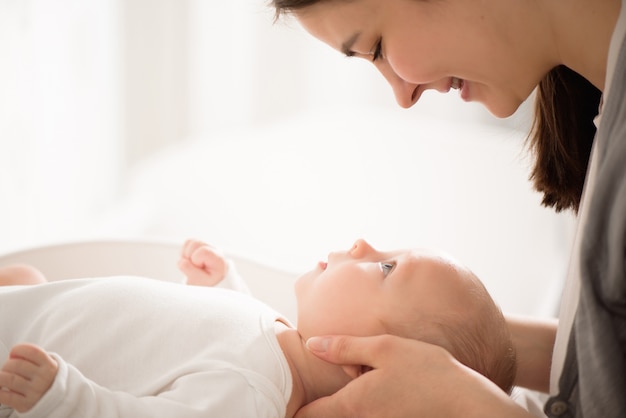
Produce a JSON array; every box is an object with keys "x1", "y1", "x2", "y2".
[
  {"x1": 371, "y1": 37, "x2": 383, "y2": 61},
  {"x1": 379, "y1": 261, "x2": 396, "y2": 277}
]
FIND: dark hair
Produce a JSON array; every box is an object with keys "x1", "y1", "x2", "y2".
[
  {"x1": 270, "y1": 0, "x2": 323, "y2": 20},
  {"x1": 271, "y1": 0, "x2": 601, "y2": 213},
  {"x1": 528, "y1": 65, "x2": 601, "y2": 213}
]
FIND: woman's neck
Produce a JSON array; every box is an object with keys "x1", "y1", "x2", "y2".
[
  {"x1": 548, "y1": 0, "x2": 621, "y2": 91},
  {"x1": 274, "y1": 322, "x2": 352, "y2": 418}
]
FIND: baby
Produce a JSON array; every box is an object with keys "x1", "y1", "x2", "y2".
[{"x1": 0, "y1": 239, "x2": 516, "y2": 418}]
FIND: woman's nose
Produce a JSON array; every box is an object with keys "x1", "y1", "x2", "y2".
[
  {"x1": 350, "y1": 239, "x2": 374, "y2": 258},
  {"x1": 391, "y1": 79, "x2": 418, "y2": 108},
  {"x1": 376, "y1": 62, "x2": 418, "y2": 109}
]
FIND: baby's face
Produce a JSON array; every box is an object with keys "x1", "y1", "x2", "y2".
[{"x1": 295, "y1": 239, "x2": 487, "y2": 341}]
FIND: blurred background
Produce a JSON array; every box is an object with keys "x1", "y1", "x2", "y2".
[{"x1": 0, "y1": 0, "x2": 575, "y2": 317}]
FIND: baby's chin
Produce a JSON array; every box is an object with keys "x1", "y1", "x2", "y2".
[
  {"x1": 293, "y1": 272, "x2": 311, "y2": 298},
  {"x1": 295, "y1": 320, "x2": 342, "y2": 344},
  {"x1": 293, "y1": 323, "x2": 315, "y2": 345}
]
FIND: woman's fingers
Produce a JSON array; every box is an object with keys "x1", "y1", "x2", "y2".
[
  {"x1": 294, "y1": 379, "x2": 360, "y2": 418},
  {"x1": 305, "y1": 334, "x2": 418, "y2": 368},
  {"x1": 298, "y1": 334, "x2": 530, "y2": 418},
  {"x1": 296, "y1": 334, "x2": 456, "y2": 418}
]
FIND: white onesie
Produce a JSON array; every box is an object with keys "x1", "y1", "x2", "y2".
[{"x1": 0, "y1": 276, "x2": 293, "y2": 418}]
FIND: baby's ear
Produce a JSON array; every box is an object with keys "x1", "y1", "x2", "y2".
[
  {"x1": 340, "y1": 365, "x2": 360, "y2": 379},
  {"x1": 341, "y1": 365, "x2": 373, "y2": 380}
]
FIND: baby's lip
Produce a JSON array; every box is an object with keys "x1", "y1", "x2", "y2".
[{"x1": 318, "y1": 261, "x2": 328, "y2": 270}]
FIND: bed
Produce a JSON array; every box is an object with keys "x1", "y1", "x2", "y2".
[
  {"x1": 0, "y1": 238, "x2": 298, "y2": 322},
  {"x1": 0, "y1": 238, "x2": 549, "y2": 416}
]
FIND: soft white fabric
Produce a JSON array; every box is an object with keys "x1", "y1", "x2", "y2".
[
  {"x1": 549, "y1": 0, "x2": 626, "y2": 395},
  {"x1": 0, "y1": 276, "x2": 292, "y2": 418},
  {"x1": 215, "y1": 258, "x2": 252, "y2": 294}
]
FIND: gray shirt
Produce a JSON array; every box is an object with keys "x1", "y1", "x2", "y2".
[{"x1": 545, "y1": 22, "x2": 626, "y2": 418}]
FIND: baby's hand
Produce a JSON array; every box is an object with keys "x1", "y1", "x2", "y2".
[
  {"x1": 0, "y1": 343, "x2": 58, "y2": 413},
  {"x1": 178, "y1": 239, "x2": 227, "y2": 287}
]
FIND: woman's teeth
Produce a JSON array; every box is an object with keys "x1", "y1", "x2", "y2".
[{"x1": 451, "y1": 77, "x2": 462, "y2": 90}]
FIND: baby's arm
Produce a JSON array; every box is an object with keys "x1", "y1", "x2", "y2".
[
  {"x1": 3, "y1": 349, "x2": 271, "y2": 417},
  {"x1": 178, "y1": 239, "x2": 227, "y2": 286},
  {"x1": 0, "y1": 343, "x2": 57, "y2": 413}
]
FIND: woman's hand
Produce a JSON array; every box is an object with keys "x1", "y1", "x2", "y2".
[
  {"x1": 0, "y1": 343, "x2": 58, "y2": 413},
  {"x1": 295, "y1": 334, "x2": 532, "y2": 418}
]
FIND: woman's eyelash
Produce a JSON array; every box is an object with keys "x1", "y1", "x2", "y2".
[
  {"x1": 372, "y1": 38, "x2": 383, "y2": 61},
  {"x1": 380, "y1": 261, "x2": 395, "y2": 277}
]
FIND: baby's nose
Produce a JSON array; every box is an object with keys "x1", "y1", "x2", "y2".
[{"x1": 349, "y1": 239, "x2": 374, "y2": 258}]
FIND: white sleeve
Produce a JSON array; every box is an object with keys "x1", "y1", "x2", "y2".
[
  {"x1": 16, "y1": 354, "x2": 281, "y2": 418},
  {"x1": 214, "y1": 258, "x2": 251, "y2": 295}
]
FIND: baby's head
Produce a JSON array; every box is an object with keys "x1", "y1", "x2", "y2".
[{"x1": 295, "y1": 239, "x2": 516, "y2": 393}]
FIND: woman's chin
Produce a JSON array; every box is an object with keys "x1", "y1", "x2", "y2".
[
  {"x1": 482, "y1": 103, "x2": 521, "y2": 119},
  {"x1": 481, "y1": 96, "x2": 527, "y2": 119}
]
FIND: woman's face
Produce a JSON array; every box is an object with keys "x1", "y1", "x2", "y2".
[{"x1": 296, "y1": 0, "x2": 552, "y2": 117}]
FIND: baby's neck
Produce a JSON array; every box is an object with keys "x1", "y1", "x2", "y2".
[{"x1": 274, "y1": 321, "x2": 351, "y2": 418}]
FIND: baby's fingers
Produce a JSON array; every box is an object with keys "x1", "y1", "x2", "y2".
[
  {"x1": 181, "y1": 239, "x2": 217, "y2": 259},
  {"x1": 0, "y1": 369, "x2": 43, "y2": 413},
  {"x1": 0, "y1": 367, "x2": 30, "y2": 396},
  {"x1": 190, "y1": 246, "x2": 226, "y2": 270},
  {"x1": 181, "y1": 239, "x2": 203, "y2": 259},
  {"x1": 9, "y1": 344, "x2": 57, "y2": 373},
  {"x1": 2, "y1": 356, "x2": 39, "y2": 383},
  {"x1": 178, "y1": 261, "x2": 211, "y2": 284},
  {"x1": 2, "y1": 360, "x2": 55, "y2": 393},
  {"x1": 2, "y1": 344, "x2": 57, "y2": 398},
  {"x1": 0, "y1": 375, "x2": 29, "y2": 412}
]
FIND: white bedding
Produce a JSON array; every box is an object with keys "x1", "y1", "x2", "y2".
[
  {"x1": 0, "y1": 239, "x2": 298, "y2": 322},
  {"x1": 0, "y1": 238, "x2": 548, "y2": 417}
]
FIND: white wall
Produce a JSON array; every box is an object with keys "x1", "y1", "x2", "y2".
[
  {"x1": 122, "y1": 0, "x2": 189, "y2": 164},
  {"x1": 0, "y1": 0, "x2": 121, "y2": 253}
]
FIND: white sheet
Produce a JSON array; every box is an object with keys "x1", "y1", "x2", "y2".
[{"x1": 0, "y1": 239, "x2": 298, "y2": 322}]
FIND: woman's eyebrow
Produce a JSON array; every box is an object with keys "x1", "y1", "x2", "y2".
[{"x1": 341, "y1": 32, "x2": 361, "y2": 57}]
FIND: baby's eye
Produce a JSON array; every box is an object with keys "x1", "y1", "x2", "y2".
[{"x1": 379, "y1": 261, "x2": 396, "y2": 277}]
